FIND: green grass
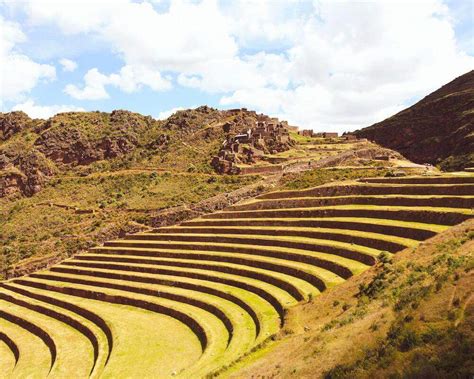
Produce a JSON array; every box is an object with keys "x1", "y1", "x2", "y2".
[
  {"x1": 0, "y1": 171, "x2": 259, "y2": 277},
  {"x1": 0, "y1": 337, "x2": 16, "y2": 376},
  {"x1": 0, "y1": 317, "x2": 52, "y2": 378},
  {"x1": 12, "y1": 276, "x2": 215, "y2": 378},
  {"x1": 87, "y1": 244, "x2": 350, "y2": 287},
  {"x1": 210, "y1": 204, "x2": 474, "y2": 215},
  {"x1": 35, "y1": 267, "x2": 281, "y2": 345},
  {"x1": 154, "y1": 226, "x2": 419, "y2": 248},
  {"x1": 276, "y1": 168, "x2": 394, "y2": 190},
  {"x1": 62, "y1": 260, "x2": 299, "y2": 309},
  {"x1": 24, "y1": 271, "x2": 260, "y2": 370},
  {"x1": 130, "y1": 232, "x2": 383, "y2": 259},
  {"x1": 0, "y1": 295, "x2": 93, "y2": 378},
  {"x1": 243, "y1": 194, "x2": 474, "y2": 203},
  {"x1": 183, "y1": 216, "x2": 451, "y2": 233},
  {"x1": 70, "y1": 253, "x2": 318, "y2": 302}
]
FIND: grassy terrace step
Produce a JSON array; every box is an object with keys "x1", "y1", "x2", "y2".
[
  {"x1": 0, "y1": 283, "x2": 105, "y2": 377},
  {"x1": 10, "y1": 276, "x2": 215, "y2": 353},
  {"x1": 48, "y1": 263, "x2": 297, "y2": 321},
  {"x1": 105, "y1": 235, "x2": 377, "y2": 268},
  {"x1": 1, "y1": 281, "x2": 114, "y2": 374},
  {"x1": 258, "y1": 183, "x2": 474, "y2": 199},
  {"x1": 200, "y1": 205, "x2": 473, "y2": 225},
  {"x1": 137, "y1": 228, "x2": 417, "y2": 253},
  {"x1": 7, "y1": 286, "x2": 203, "y2": 378},
  {"x1": 24, "y1": 271, "x2": 254, "y2": 346},
  {"x1": 359, "y1": 176, "x2": 474, "y2": 184},
  {"x1": 62, "y1": 256, "x2": 315, "y2": 302},
  {"x1": 181, "y1": 217, "x2": 448, "y2": 240},
  {"x1": 73, "y1": 252, "x2": 332, "y2": 297},
  {"x1": 229, "y1": 195, "x2": 474, "y2": 211},
  {"x1": 15, "y1": 273, "x2": 260, "y2": 370},
  {"x1": 0, "y1": 291, "x2": 93, "y2": 378},
  {"x1": 0, "y1": 317, "x2": 51, "y2": 378},
  {"x1": 0, "y1": 331, "x2": 18, "y2": 376},
  {"x1": 10, "y1": 276, "x2": 249, "y2": 377},
  {"x1": 28, "y1": 267, "x2": 281, "y2": 344},
  {"x1": 90, "y1": 243, "x2": 355, "y2": 287}
]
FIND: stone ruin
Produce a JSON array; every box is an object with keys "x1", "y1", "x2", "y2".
[
  {"x1": 298, "y1": 130, "x2": 340, "y2": 138},
  {"x1": 212, "y1": 113, "x2": 295, "y2": 174}
]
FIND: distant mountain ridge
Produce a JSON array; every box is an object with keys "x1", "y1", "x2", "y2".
[
  {"x1": 0, "y1": 106, "x2": 275, "y2": 197},
  {"x1": 355, "y1": 70, "x2": 474, "y2": 171}
]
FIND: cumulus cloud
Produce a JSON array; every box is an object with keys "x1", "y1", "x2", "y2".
[
  {"x1": 0, "y1": 16, "x2": 56, "y2": 103},
  {"x1": 224, "y1": 0, "x2": 474, "y2": 131},
  {"x1": 7, "y1": 0, "x2": 474, "y2": 131},
  {"x1": 65, "y1": 65, "x2": 171, "y2": 100},
  {"x1": 59, "y1": 58, "x2": 77, "y2": 72},
  {"x1": 12, "y1": 99, "x2": 85, "y2": 119}
]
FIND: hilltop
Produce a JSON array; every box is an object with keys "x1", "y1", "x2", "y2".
[
  {"x1": 355, "y1": 70, "x2": 474, "y2": 171},
  {"x1": 0, "y1": 106, "x2": 229, "y2": 197}
]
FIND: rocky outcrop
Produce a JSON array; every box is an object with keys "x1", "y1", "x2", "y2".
[
  {"x1": 355, "y1": 70, "x2": 474, "y2": 171},
  {"x1": 0, "y1": 150, "x2": 56, "y2": 197},
  {"x1": 0, "y1": 112, "x2": 34, "y2": 141},
  {"x1": 34, "y1": 110, "x2": 159, "y2": 166}
]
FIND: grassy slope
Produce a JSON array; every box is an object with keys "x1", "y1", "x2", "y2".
[
  {"x1": 0, "y1": 107, "x2": 267, "y2": 275},
  {"x1": 355, "y1": 70, "x2": 474, "y2": 171},
  {"x1": 278, "y1": 168, "x2": 397, "y2": 190},
  {"x1": 227, "y1": 219, "x2": 474, "y2": 378},
  {"x1": 1, "y1": 126, "x2": 420, "y2": 277},
  {"x1": 0, "y1": 171, "x2": 257, "y2": 278}
]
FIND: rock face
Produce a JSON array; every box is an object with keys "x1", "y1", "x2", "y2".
[
  {"x1": 355, "y1": 70, "x2": 474, "y2": 171},
  {"x1": 0, "y1": 150, "x2": 56, "y2": 197},
  {"x1": 0, "y1": 111, "x2": 34, "y2": 141},
  {"x1": 34, "y1": 110, "x2": 157, "y2": 165}
]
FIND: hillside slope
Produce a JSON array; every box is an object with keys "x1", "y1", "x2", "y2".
[
  {"x1": 0, "y1": 172, "x2": 471, "y2": 378},
  {"x1": 0, "y1": 107, "x2": 229, "y2": 197},
  {"x1": 355, "y1": 70, "x2": 474, "y2": 171},
  {"x1": 229, "y1": 218, "x2": 474, "y2": 378}
]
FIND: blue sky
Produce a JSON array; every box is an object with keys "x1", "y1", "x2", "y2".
[{"x1": 1, "y1": 0, "x2": 472, "y2": 132}]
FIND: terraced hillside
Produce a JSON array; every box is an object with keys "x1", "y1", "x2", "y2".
[{"x1": 0, "y1": 174, "x2": 473, "y2": 377}]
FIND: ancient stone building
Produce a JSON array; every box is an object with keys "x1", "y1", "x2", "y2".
[{"x1": 212, "y1": 111, "x2": 295, "y2": 174}]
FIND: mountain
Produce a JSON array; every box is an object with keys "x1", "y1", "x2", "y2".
[
  {"x1": 355, "y1": 70, "x2": 474, "y2": 171},
  {"x1": 0, "y1": 107, "x2": 261, "y2": 197}
]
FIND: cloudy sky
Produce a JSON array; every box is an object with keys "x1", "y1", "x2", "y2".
[{"x1": 1, "y1": 0, "x2": 472, "y2": 132}]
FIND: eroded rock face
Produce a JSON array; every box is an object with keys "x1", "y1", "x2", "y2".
[
  {"x1": 0, "y1": 150, "x2": 56, "y2": 197},
  {"x1": 0, "y1": 111, "x2": 33, "y2": 141},
  {"x1": 355, "y1": 70, "x2": 474, "y2": 170},
  {"x1": 33, "y1": 110, "x2": 156, "y2": 165}
]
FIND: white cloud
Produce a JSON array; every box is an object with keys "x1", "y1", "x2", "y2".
[
  {"x1": 64, "y1": 68, "x2": 110, "y2": 100},
  {"x1": 65, "y1": 65, "x2": 171, "y2": 100},
  {"x1": 9, "y1": 0, "x2": 474, "y2": 131},
  {"x1": 223, "y1": 0, "x2": 474, "y2": 132},
  {"x1": 0, "y1": 16, "x2": 56, "y2": 102},
  {"x1": 156, "y1": 106, "x2": 186, "y2": 120},
  {"x1": 59, "y1": 58, "x2": 77, "y2": 72},
  {"x1": 12, "y1": 99, "x2": 85, "y2": 119}
]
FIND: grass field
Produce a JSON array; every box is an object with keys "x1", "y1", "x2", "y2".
[{"x1": 0, "y1": 172, "x2": 472, "y2": 377}]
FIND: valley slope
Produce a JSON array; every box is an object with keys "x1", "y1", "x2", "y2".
[{"x1": 355, "y1": 70, "x2": 474, "y2": 171}]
